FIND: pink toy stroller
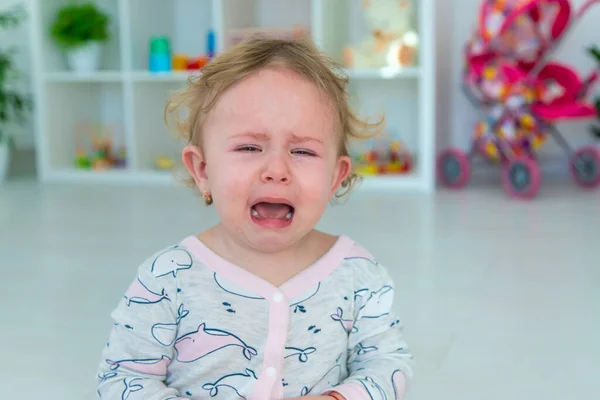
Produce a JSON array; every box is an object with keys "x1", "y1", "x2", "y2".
[{"x1": 437, "y1": 0, "x2": 600, "y2": 198}]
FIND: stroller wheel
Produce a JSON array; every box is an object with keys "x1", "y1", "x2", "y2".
[
  {"x1": 569, "y1": 146, "x2": 600, "y2": 189},
  {"x1": 436, "y1": 148, "x2": 471, "y2": 189},
  {"x1": 501, "y1": 157, "x2": 542, "y2": 199}
]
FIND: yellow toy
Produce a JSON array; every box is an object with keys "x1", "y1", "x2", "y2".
[
  {"x1": 155, "y1": 155, "x2": 175, "y2": 170},
  {"x1": 353, "y1": 138, "x2": 413, "y2": 175}
]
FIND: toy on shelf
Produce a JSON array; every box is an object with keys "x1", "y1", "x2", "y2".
[
  {"x1": 173, "y1": 54, "x2": 210, "y2": 71},
  {"x1": 150, "y1": 30, "x2": 216, "y2": 73},
  {"x1": 155, "y1": 155, "x2": 175, "y2": 171},
  {"x1": 353, "y1": 136, "x2": 414, "y2": 176},
  {"x1": 74, "y1": 122, "x2": 126, "y2": 171},
  {"x1": 436, "y1": 0, "x2": 600, "y2": 199},
  {"x1": 226, "y1": 25, "x2": 310, "y2": 49},
  {"x1": 343, "y1": 0, "x2": 419, "y2": 69},
  {"x1": 149, "y1": 36, "x2": 172, "y2": 73}
]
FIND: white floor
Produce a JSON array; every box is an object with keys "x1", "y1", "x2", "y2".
[{"x1": 1, "y1": 178, "x2": 599, "y2": 400}]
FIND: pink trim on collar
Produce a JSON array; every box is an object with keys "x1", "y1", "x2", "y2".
[{"x1": 181, "y1": 234, "x2": 354, "y2": 301}]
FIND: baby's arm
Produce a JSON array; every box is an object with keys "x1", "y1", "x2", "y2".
[
  {"x1": 95, "y1": 254, "x2": 189, "y2": 399},
  {"x1": 324, "y1": 261, "x2": 414, "y2": 400}
]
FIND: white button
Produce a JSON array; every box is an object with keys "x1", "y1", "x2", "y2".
[
  {"x1": 266, "y1": 367, "x2": 276, "y2": 376},
  {"x1": 273, "y1": 292, "x2": 283, "y2": 303}
]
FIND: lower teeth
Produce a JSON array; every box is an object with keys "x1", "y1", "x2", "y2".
[{"x1": 250, "y1": 209, "x2": 293, "y2": 220}]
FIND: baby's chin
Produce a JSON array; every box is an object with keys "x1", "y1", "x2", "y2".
[
  {"x1": 242, "y1": 224, "x2": 314, "y2": 254},
  {"x1": 244, "y1": 232, "x2": 303, "y2": 254}
]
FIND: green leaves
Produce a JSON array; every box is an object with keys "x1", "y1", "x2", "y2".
[
  {"x1": 586, "y1": 45, "x2": 600, "y2": 140},
  {"x1": 0, "y1": 9, "x2": 21, "y2": 29},
  {"x1": 0, "y1": 5, "x2": 30, "y2": 143},
  {"x1": 592, "y1": 99, "x2": 600, "y2": 139},
  {"x1": 50, "y1": 2, "x2": 111, "y2": 49},
  {"x1": 587, "y1": 45, "x2": 600, "y2": 63}
]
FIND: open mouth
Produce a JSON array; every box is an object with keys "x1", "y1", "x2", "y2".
[{"x1": 250, "y1": 199, "x2": 295, "y2": 229}]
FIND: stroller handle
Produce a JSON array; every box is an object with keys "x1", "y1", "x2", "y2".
[
  {"x1": 528, "y1": 0, "x2": 600, "y2": 78},
  {"x1": 577, "y1": 0, "x2": 600, "y2": 18}
]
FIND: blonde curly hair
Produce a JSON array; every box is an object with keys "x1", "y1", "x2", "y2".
[{"x1": 164, "y1": 35, "x2": 384, "y2": 204}]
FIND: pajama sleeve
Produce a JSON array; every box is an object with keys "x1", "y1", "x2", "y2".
[
  {"x1": 95, "y1": 251, "x2": 189, "y2": 400},
  {"x1": 325, "y1": 260, "x2": 414, "y2": 400}
]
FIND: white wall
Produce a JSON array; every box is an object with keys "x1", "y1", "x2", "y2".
[
  {"x1": 1, "y1": 0, "x2": 34, "y2": 149},
  {"x1": 447, "y1": 0, "x2": 600, "y2": 168}
]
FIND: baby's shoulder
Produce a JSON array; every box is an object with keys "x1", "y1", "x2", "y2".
[
  {"x1": 131, "y1": 236, "x2": 212, "y2": 282},
  {"x1": 138, "y1": 242, "x2": 195, "y2": 278},
  {"x1": 336, "y1": 235, "x2": 395, "y2": 287}
]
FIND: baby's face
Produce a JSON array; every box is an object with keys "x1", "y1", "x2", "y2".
[{"x1": 185, "y1": 66, "x2": 351, "y2": 252}]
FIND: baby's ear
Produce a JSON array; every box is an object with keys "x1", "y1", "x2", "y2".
[
  {"x1": 182, "y1": 145, "x2": 209, "y2": 191},
  {"x1": 330, "y1": 155, "x2": 352, "y2": 198}
]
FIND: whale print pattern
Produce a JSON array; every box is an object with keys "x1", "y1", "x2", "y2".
[
  {"x1": 151, "y1": 247, "x2": 193, "y2": 278},
  {"x1": 391, "y1": 369, "x2": 407, "y2": 400},
  {"x1": 106, "y1": 355, "x2": 172, "y2": 376},
  {"x1": 95, "y1": 236, "x2": 413, "y2": 400},
  {"x1": 202, "y1": 368, "x2": 258, "y2": 399},
  {"x1": 152, "y1": 304, "x2": 189, "y2": 346},
  {"x1": 121, "y1": 378, "x2": 144, "y2": 400},
  {"x1": 356, "y1": 343, "x2": 379, "y2": 355},
  {"x1": 357, "y1": 286, "x2": 394, "y2": 321},
  {"x1": 123, "y1": 277, "x2": 170, "y2": 307},
  {"x1": 175, "y1": 323, "x2": 258, "y2": 363},
  {"x1": 331, "y1": 307, "x2": 357, "y2": 333},
  {"x1": 358, "y1": 376, "x2": 388, "y2": 400},
  {"x1": 284, "y1": 346, "x2": 316, "y2": 363}
]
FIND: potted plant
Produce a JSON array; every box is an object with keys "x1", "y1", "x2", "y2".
[
  {"x1": 50, "y1": 2, "x2": 111, "y2": 72},
  {"x1": 0, "y1": 6, "x2": 31, "y2": 184}
]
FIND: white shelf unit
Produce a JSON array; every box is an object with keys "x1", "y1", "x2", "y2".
[{"x1": 29, "y1": 0, "x2": 435, "y2": 192}]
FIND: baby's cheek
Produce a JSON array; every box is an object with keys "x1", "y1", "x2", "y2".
[{"x1": 300, "y1": 173, "x2": 335, "y2": 201}]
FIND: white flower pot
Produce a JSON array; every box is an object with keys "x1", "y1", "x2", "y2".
[
  {"x1": 0, "y1": 141, "x2": 10, "y2": 184},
  {"x1": 66, "y1": 42, "x2": 104, "y2": 73}
]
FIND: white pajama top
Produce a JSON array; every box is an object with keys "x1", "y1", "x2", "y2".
[{"x1": 96, "y1": 234, "x2": 414, "y2": 400}]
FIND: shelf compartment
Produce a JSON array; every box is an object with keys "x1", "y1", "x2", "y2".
[
  {"x1": 221, "y1": 0, "x2": 312, "y2": 50},
  {"x1": 43, "y1": 81, "x2": 127, "y2": 171},
  {"x1": 316, "y1": 0, "x2": 421, "y2": 70},
  {"x1": 39, "y1": 0, "x2": 122, "y2": 73},
  {"x1": 347, "y1": 79, "x2": 420, "y2": 152},
  {"x1": 131, "y1": 81, "x2": 187, "y2": 172},
  {"x1": 128, "y1": 0, "x2": 215, "y2": 71}
]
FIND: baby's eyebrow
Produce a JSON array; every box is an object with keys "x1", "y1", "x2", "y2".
[
  {"x1": 290, "y1": 134, "x2": 324, "y2": 145},
  {"x1": 230, "y1": 132, "x2": 270, "y2": 141},
  {"x1": 230, "y1": 132, "x2": 324, "y2": 145}
]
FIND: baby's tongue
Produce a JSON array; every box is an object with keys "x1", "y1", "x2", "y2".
[{"x1": 253, "y1": 202, "x2": 291, "y2": 219}]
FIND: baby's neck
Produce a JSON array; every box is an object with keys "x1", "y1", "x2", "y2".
[{"x1": 198, "y1": 226, "x2": 338, "y2": 287}]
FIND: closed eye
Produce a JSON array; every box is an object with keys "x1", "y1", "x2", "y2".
[
  {"x1": 292, "y1": 149, "x2": 317, "y2": 156},
  {"x1": 235, "y1": 145, "x2": 261, "y2": 152}
]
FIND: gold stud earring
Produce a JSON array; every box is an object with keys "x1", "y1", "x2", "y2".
[{"x1": 203, "y1": 191, "x2": 213, "y2": 205}]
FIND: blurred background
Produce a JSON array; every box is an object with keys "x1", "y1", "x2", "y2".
[{"x1": 1, "y1": 0, "x2": 599, "y2": 399}]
